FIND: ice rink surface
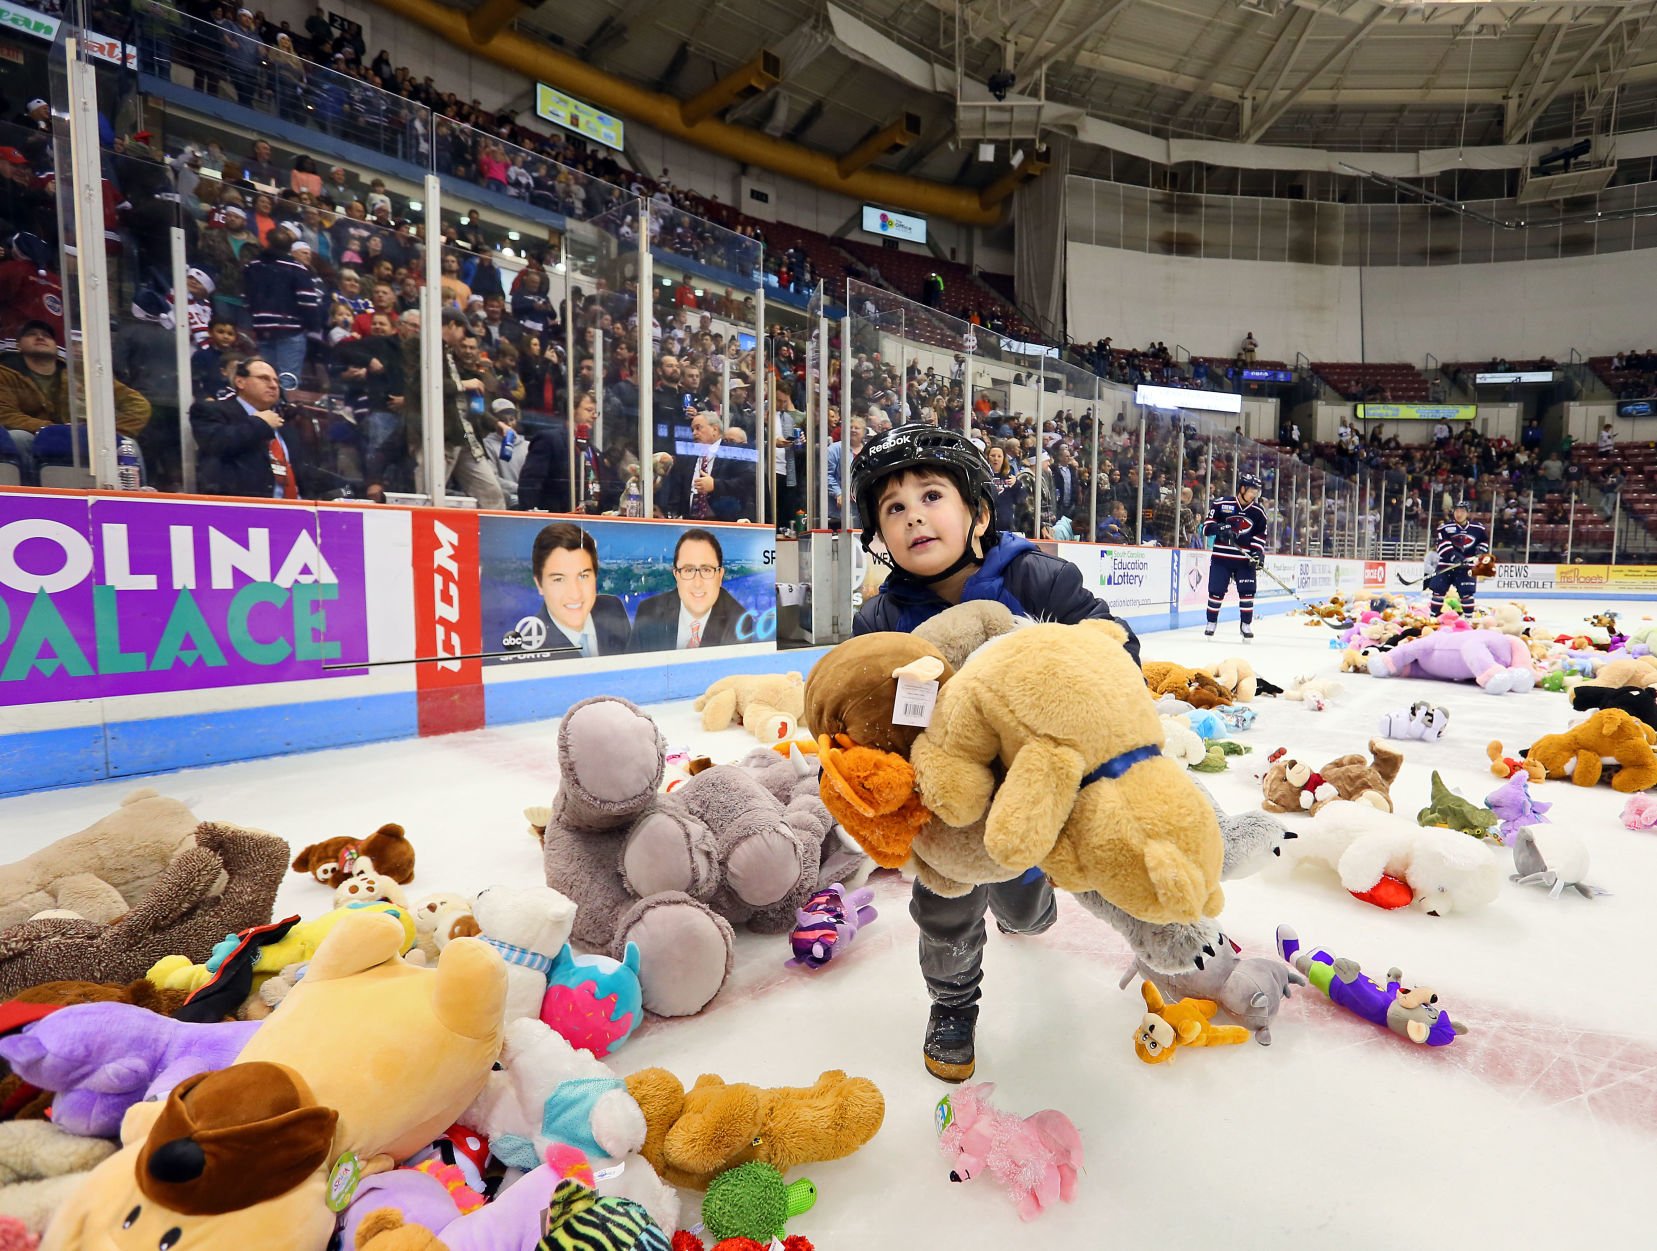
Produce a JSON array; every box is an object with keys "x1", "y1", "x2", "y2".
[{"x1": 5, "y1": 600, "x2": 1656, "y2": 1249}]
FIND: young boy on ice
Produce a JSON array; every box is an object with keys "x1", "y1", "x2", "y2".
[{"x1": 848, "y1": 423, "x2": 1142, "y2": 1081}]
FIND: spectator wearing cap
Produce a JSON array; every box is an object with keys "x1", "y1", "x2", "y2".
[
  {"x1": 182, "y1": 268, "x2": 216, "y2": 347},
  {"x1": 243, "y1": 225, "x2": 325, "y2": 383},
  {"x1": 484, "y1": 398, "x2": 523, "y2": 505},
  {"x1": 0, "y1": 321, "x2": 150, "y2": 478},
  {"x1": 324, "y1": 165, "x2": 352, "y2": 199},
  {"x1": 14, "y1": 100, "x2": 49, "y2": 133}
]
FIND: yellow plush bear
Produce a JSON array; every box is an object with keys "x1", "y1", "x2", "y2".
[
  {"x1": 911, "y1": 620, "x2": 1225, "y2": 925},
  {"x1": 694, "y1": 672, "x2": 806, "y2": 743}
]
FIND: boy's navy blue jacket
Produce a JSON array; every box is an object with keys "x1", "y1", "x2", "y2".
[{"x1": 853, "y1": 533, "x2": 1142, "y2": 666}]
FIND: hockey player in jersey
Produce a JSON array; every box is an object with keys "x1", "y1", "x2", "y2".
[
  {"x1": 1201, "y1": 473, "x2": 1269, "y2": 640},
  {"x1": 1426, "y1": 500, "x2": 1488, "y2": 615}
]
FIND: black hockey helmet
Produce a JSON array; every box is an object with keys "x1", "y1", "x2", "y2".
[
  {"x1": 1453, "y1": 498, "x2": 1472, "y2": 512},
  {"x1": 850, "y1": 423, "x2": 995, "y2": 555},
  {"x1": 1237, "y1": 472, "x2": 1264, "y2": 495}
]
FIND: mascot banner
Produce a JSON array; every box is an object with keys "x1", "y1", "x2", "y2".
[{"x1": 0, "y1": 495, "x2": 369, "y2": 706}]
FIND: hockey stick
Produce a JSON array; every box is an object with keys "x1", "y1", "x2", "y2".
[
  {"x1": 1250, "y1": 559, "x2": 1351, "y2": 631},
  {"x1": 323, "y1": 643, "x2": 580, "y2": 670},
  {"x1": 1394, "y1": 561, "x2": 1469, "y2": 588}
]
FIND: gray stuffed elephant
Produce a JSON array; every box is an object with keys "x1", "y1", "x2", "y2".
[{"x1": 542, "y1": 695, "x2": 868, "y2": 1018}]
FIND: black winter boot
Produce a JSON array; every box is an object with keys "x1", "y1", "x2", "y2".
[{"x1": 924, "y1": 1003, "x2": 979, "y2": 1082}]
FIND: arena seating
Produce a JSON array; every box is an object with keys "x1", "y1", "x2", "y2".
[{"x1": 1310, "y1": 361, "x2": 1433, "y2": 402}]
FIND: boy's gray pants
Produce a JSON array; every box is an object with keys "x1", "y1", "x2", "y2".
[{"x1": 911, "y1": 871, "x2": 1057, "y2": 1008}]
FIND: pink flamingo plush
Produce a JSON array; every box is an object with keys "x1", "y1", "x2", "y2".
[{"x1": 935, "y1": 1082, "x2": 1083, "y2": 1220}]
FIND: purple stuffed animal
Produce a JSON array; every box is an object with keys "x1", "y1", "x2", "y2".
[
  {"x1": 0, "y1": 1002, "x2": 258, "y2": 1137},
  {"x1": 1368, "y1": 630, "x2": 1537, "y2": 694},
  {"x1": 786, "y1": 883, "x2": 877, "y2": 970},
  {"x1": 1485, "y1": 773, "x2": 1552, "y2": 846}
]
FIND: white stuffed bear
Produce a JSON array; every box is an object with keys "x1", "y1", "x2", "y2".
[
  {"x1": 1159, "y1": 716, "x2": 1209, "y2": 768},
  {"x1": 412, "y1": 891, "x2": 474, "y2": 961},
  {"x1": 471, "y1": 885, "x2": 578, "y2": 1023},
  {"x1": 333, "y1": 869, "x2": 410, "y2": 911},
  {"x1": 463, "y1": 1017, "x2": 678, "y2": 1231},
  {"x1": 1281, "y1": 800, "x2": 1502, "y2": 916}
]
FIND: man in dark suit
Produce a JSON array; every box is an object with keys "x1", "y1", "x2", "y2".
[
  {"x1": 665, "y1": 410, "x2": 753, "y2": 522},
  {"x1": 189, "y1": 357, "x2": 310, "y2": 499},
  {"x1": 521, "y1": 521, "x2": 630, "y2": 658},
  {"x1": 629, "y1": 528, "x2": 746, "y2": 652}
]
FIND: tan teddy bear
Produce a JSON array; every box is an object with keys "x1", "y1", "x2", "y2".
[
  {"x1": 910, "y1": 620, "x2": 1225, "y2": 925},
  {"x1": 1580, "y1": 656, "x2": 1657, "y2": 690},
  {"x1": 1142, "y1": 661, "x2": 1233, "y2": 710},
  {"x1": 694, "y1": 672, "x2": 806, "y2": 743},
  {"x1": 1202, "y1": 657, "x2": 1258, "y2": 703}
]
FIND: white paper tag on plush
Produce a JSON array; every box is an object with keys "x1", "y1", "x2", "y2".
[
  {"x1": 893, "y1": 677, "x2": 939, "y2": 727},
  {"x1": 593, "y1": 1162, "x2": 626, "y2": 1182}
]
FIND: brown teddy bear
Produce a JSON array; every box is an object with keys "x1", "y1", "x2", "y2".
[
  {"x1": 1526, "y1": 708, "x2": 1657, "y2": 791},
  {"x1": 805, "y1": 633, "x2": 955, "y2": 868},
  {"x1": 912, "y1": 620, "x2": 1225, "y2": 925},
  {"x1": 290, "y1": 823, "x2": 415, "y2": 886},
  {"x1": 1260, "y1": 741, "x2": 1403, "y2": 815},
  {"x1": 350, "y1": 1210, "x2": 448, "y2": 1251},
  {"x1": 0, "y1": 789, "x2": 201, "y2": 931},
  {"x1": 623, "y1": 1067, "x2": 884, "y2": 1190},
  {"x1": 694, "y1": 672, "x2": 806, "y2": 744},
  {"x1": 1143, "y1": 661, "x2": 1234, "y2": 709}
]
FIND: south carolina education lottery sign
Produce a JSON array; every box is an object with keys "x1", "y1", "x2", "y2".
[{"x1": 0, "y1": 496, "x2": 369, "y2": 706}]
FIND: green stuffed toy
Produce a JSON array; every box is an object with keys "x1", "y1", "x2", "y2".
[
  {"x1": 1191, "y1": 740, "x2": 1253, "y2": 774},
  {"x1": 702, "y1": 1162, "x2": 817, "y2": 1245},
  {"x1": 1416, "y1": 771, "x2": 1501, "y2": 844}
]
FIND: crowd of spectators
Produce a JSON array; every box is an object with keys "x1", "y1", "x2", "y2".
[{"x1": 2, "y1": 0, "x2": 1650, "y2": 559}]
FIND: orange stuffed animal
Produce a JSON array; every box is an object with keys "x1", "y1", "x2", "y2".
[
  {"x1": 1132, "y1": 982, "x2": 1250, "y2": 1065},
  {"x1": 1487, "y1": 740, "x2": 1544, "y2": 783},
  {"x1": 803, "y1": 633, "x2": 955, "y2": 868}
]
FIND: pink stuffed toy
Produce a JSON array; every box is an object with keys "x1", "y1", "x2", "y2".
[
  {"x1": 935, "y1": 1082, "x2": 1082, "y2": 1221},
  {"x1": 1621, "y1": 794, "x2": 1657, "y2": 830},
  {"x1": 1368, "y1": 630, "x2": 1537, "y2": 694}
]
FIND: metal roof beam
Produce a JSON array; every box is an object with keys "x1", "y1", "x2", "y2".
[
  {"x1": 1015, "y1": 0, "x2": 1136, "y2": 91},
  {"x1": 1504, "y1": 13, "x2": 1628, "y2": 141},
  {"x1": 1582, "y1": 10, "x2": 1657, "y2": 122},
  {"x1": 1242, "y1": 5, "x2": 1389, "y2": 143}
]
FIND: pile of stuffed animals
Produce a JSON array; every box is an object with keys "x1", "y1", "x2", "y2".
[
  {"x1": 0, "y1": 745, "x2": 890, "y2": 1247},
  {"x1": 8, "y1": 585, "x2": 1657, "y2": 1243}
]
